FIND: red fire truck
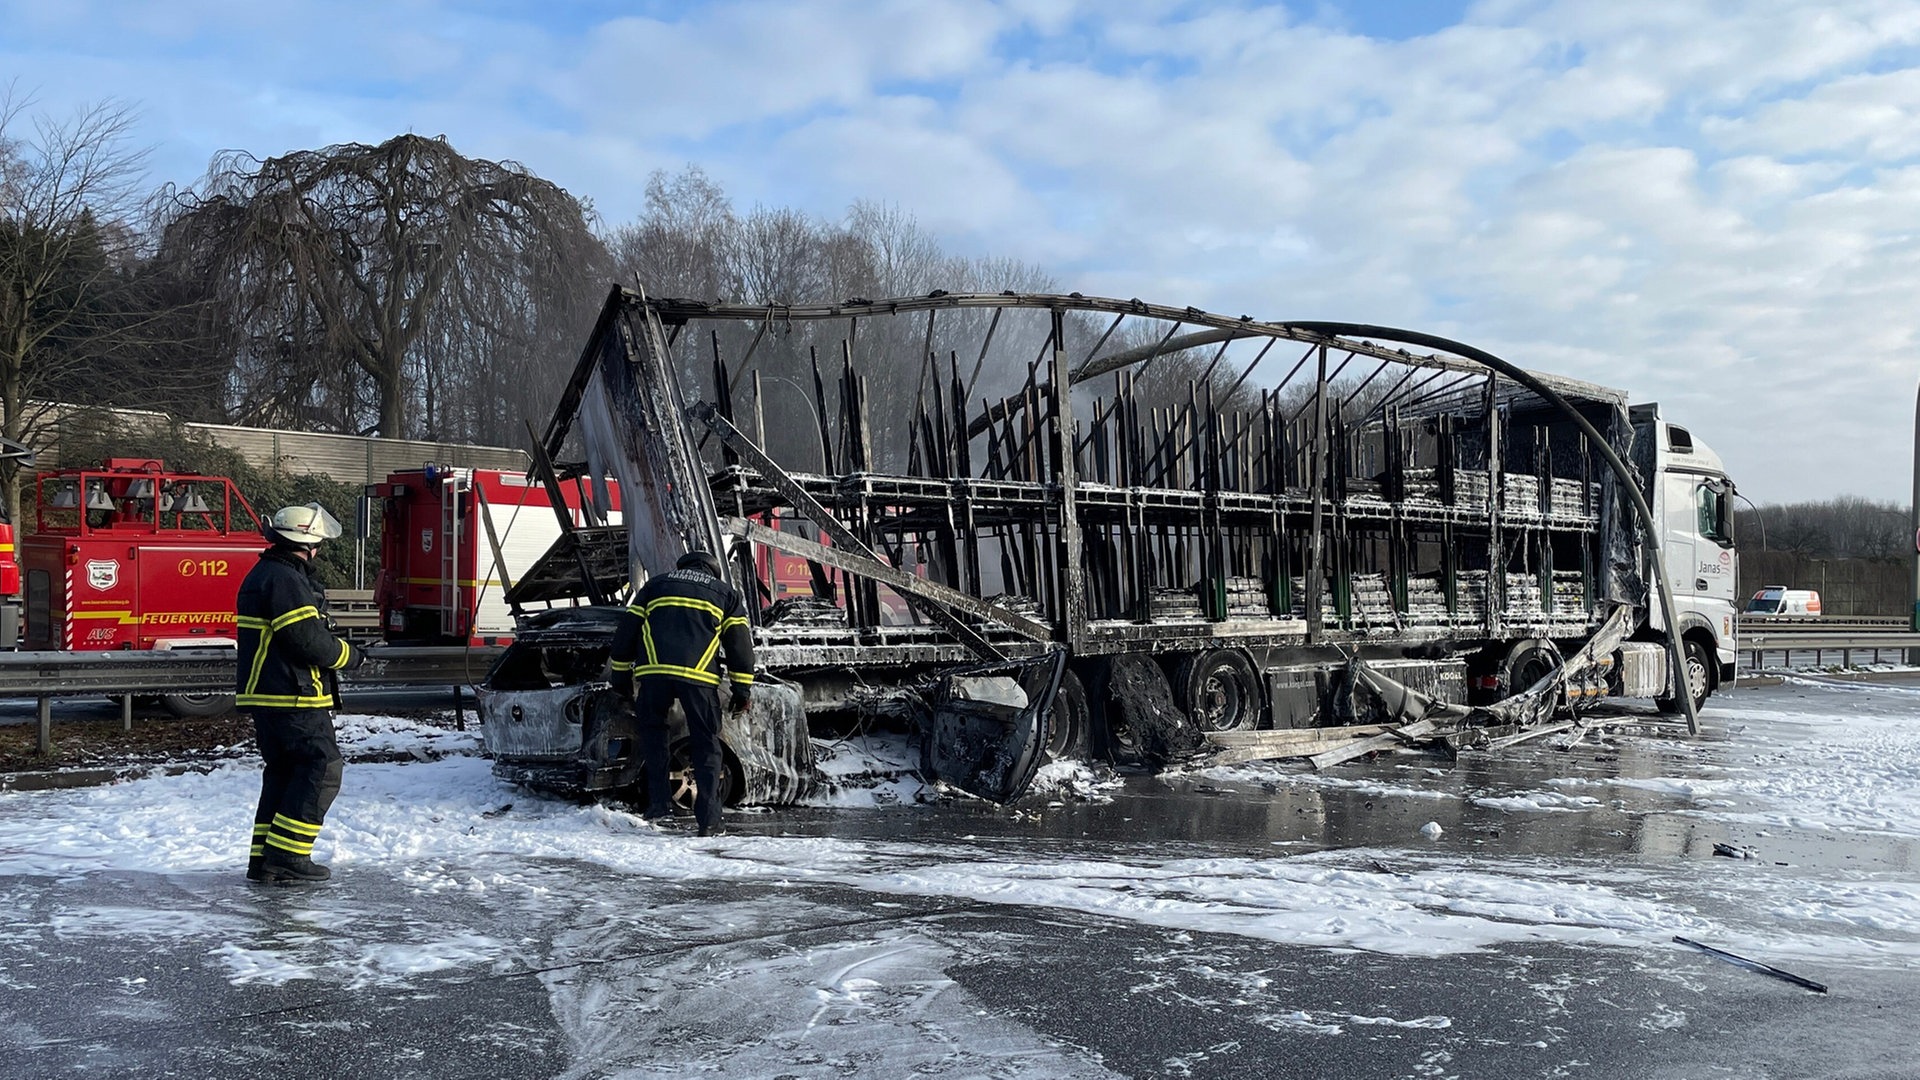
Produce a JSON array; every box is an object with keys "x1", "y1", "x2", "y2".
[
  {"x1": 19, "y1": 459, "x2": 267, "y2": 714},
  {"x1": 371, "y1": 466, "x2": 621, "y2": 645},
  {"x1": 0, "y1": 436, "x2": 36, "y2": 649}
]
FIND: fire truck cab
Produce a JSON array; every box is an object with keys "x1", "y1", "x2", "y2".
[{"x1": 19, "y1": 459, "x2": 266, "y2": 714}]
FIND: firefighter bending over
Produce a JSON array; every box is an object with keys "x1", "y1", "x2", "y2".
[
  {"x1": 609, "y1": 549, "x2": 756, "y2": 837},
  {"x1": 237, "y1": 503, "x2": 365, "y2": 884}
]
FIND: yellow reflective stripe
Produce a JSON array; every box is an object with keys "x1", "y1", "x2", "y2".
[
  {"x1": 252, "y1": 824, "x2": 270, "y2": 836},
  {"x1": 721, "y1": 615, "x2": 748, "y2": 630},
  {"x1": 271, "y1": 606, "x2": 319, "y2": 630},
  {"x1": 693, "y1": 630, "x2": 723, "y2": 674},
  {"x1": 633, "y1": 664, "x2": 721, "y2": 685},
  {"x1": 625, "y1": 604, "x2": 646, "y2": 617},
  {"x1": 272, "y1": 814, "x2": 322, "y2": 837},
  {"x1": 728, "y1": 671, "x2": 755, "y2": 685},
  {"x1": 609, "y1": 659, "x2": 633, "y2": 672},
  {"x1": 236, "y1": 616, "x2": 269, "y2": 629},
  {"x1": 263, "y1": 834, "x2": 314, "y2": 855},
  {"x1": 646, "y1": 596, "x2": 726, "y2": 619},
  {"x1": 641, "y1": 620, "x2": 658, "y2": 666},
  {"x1": 243, "y1": 631, "x2": 273, "y2": 697},
  {"x1": 237, "y1": 693, "x2": 337, "y2": 708},
  {"x1": 331, "y1": 640, "x2": 351, "y2": 670},
  {"x1": 249, "y1": 844, "x2": 266, "y2": 857}
]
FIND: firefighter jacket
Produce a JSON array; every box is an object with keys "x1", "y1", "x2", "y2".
[
  {"x1": 609, "y1": 568, "x2": 756, "y2": 688},
  {"x1": 234, "y1": 547, "x2": 363, "y2": 710}
]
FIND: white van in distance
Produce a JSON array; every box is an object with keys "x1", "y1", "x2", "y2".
[{"x1": 1745, "y1": 586, "x2": 1822, "y2": 617}]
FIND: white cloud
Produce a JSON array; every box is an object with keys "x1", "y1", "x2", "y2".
[
  {"x1": 1706, "y1": 67, "x2": 1920, "y2": 162},
  {"x1": 3, "y1": 0, "x2": 1920, "y2": 500}
]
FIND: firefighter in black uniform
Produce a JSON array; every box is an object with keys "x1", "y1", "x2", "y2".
[
  {"x1": 237, "y1": 503, "x2": 365, "y2": 883},
  {"x1": 609, "y1": 550, "x2": 755, "y2": 837}
]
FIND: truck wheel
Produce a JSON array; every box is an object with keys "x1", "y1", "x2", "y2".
[
  {"x1": 1175, "y1": 650, "x2": 1262, "y2": 732},
  {"x1": 1499, "y1": 639, "x2": 1563, "y2": 702},
  {"x1": 1042, "y1": 669, "x2": 1091, "y2": 762},
  {"x1": 1657, "y1": 639, "x2": 1712, "y2": 714},
  {"x1": 162, "y1": 693, "x2": 236, "y2": 718},
  {"x1": 666, "y1": 738, "x2": 742, "y2": 809}
]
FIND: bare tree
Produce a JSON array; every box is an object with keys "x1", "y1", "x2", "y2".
[
  {"x1": 608, "y1": 166, "x2": 737, "y2": 301},
  {"x1": 1737, "y1": 496, "x2": 1907, "y2": 561},
  {"x1": 161, "y1": 134, "x2": 607, "y2": 440},
  {"x1": 728, "y1": 205, "x2": 826, "y2": 304},
  {"x1": 0, "y1": 89, "x2": 158, "y2": 524}
]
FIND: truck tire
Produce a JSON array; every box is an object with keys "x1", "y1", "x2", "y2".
[
  {"x1": 162, "y1": 692, "x2": 236, "y2": 718},
  {"x1": 1041, "y1": 669, "x2": 1091, "y2": 762},
  {"x1": 1498, "y1": 639, "x2": 1563, "y2": 701},
  {"x1": 1175, "y1": 650, "x2": 1262, "y2": 732},
  {"x1": 1657, "y1": 639, "x2": 1712, "y2": 714},
  {"x1": 1089, "y1": 654, "x2": 1203, "y2": 768}
]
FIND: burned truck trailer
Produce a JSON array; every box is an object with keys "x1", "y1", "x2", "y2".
[{"x1": 482, "y1": 288, "x2": 1737, "y2": 804}]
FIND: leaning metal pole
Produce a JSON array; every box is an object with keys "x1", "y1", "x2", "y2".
[{"x1": 1284, "y1": 322, "x2": 1701, "y2": 736}]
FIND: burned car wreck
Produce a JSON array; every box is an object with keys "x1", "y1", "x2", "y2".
[
  {"x1": 477, "y1": 286, "x2": 1726, "y2": 810},
  {"x1": 478, "y1": 604, "x2": 1066, "y2": 807}
]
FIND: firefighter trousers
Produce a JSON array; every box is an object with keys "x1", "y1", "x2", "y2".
[
  {"x1": 250, "y1": 709, "x2": 344, "y2": 862},
  {"x1": 635, "y1": 678, "x2": 726, "y2": 830}
]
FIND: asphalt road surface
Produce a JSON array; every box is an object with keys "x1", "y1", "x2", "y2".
[{"x1": 2, "y1": 678, "x2": 1916, "y2": 1079}]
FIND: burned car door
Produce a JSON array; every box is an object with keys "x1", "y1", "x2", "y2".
[{"x1": 918, "y1": 650, "x2": 1065, "y2": 805}]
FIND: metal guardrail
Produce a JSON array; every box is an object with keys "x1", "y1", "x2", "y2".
[
  {"x1": 0, "y1": 645, "x2": 502, "y2": 696},
  {"x1": 1739, "y1": 629, "x2": 1920, "y2": 671},
  {"x1": 1737, "y1": 616, "x2": 1908, "y2": 632},
  {"x1": 2, "y1": 645, "x2": 504, "y2": 756}
]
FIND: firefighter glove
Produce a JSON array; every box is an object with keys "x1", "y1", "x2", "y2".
[
  {"x1": 343, "y1": 641, "x2": 367, "y2": 671},
  {"x1": 728, "y1": 684, "x2": 752, "y2": 713}
]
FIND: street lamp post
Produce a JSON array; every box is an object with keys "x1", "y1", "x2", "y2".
[
  {"x1": 1911, "y1": 377, "x2": 1920, "y2": 637},
  {"x1": 757, "y1": 375, "x2": 827, "y2": 471}
]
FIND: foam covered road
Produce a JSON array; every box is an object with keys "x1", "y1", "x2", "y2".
[{"x1": 3, "y1": 678, "x2": 1918, "y2": 1078}]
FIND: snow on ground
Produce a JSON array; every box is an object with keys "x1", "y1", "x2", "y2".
[
  {"x1": 1539, "y1": 678, "x2": 1920, "y2": 839},
  {"x1": 1, "y1": 676, "x2": 1918, "y2": 1021},
  {"x1": 4, "y1": 680, "x2": 1920, "y2": 988}
]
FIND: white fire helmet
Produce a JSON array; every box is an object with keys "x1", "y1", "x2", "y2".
[{"x1": 264, "y1": 502, "x2": 344, "y2": 548}]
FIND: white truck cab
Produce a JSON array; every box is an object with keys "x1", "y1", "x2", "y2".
[{"x1": 1631, "y1": 405, "x2": 1739, "y2": 704}]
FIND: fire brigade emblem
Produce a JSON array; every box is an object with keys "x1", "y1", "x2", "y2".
[
  {"x1": 421, "y1": 528, "x2": 434, "y2": 554},
  {"x1": 86, "y1": 559, "x2": 118, "y2": 590}
]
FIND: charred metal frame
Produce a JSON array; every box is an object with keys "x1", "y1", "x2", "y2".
[{"x1": 554, "y1": 288, "x2": 1683, "y2": 722}]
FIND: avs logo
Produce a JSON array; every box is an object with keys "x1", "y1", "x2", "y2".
[
  {"x1": 421, "y1": 528, "x2": 434, "y2": 554},
  {"x1": 86, "y1": 559, "x2": 119, "y2": 590}
]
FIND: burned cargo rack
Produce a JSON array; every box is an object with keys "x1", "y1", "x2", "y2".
[{"x1": 536, "y1": 287, "x2": 1666, "y2": 769}]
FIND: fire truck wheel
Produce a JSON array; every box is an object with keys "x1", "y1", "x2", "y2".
[
  {"x1": 666, "y1": 738, "x2": 743, "y2": 809},
  {"x1": 162, "y1": 692, "x2": 236, "y2": 718},
  {"x1": 1175, "y1": 650, "x2": 1262, "y2": 732}
]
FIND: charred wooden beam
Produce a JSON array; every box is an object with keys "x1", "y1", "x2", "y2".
[
  {"x1": 689, "y1": 402, "x2": 1016, "y2": 660},
  {"x1": 721, "y1": 517, "x2": 1052, "y2": 644}
]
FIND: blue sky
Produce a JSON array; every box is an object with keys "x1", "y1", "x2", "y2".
[{"x1": 5, "y1": 0, "x2": 1920, "y2": 504}]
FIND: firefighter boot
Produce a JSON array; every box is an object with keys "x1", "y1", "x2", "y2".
[
  {"x1": 246, "y1": 824, "x2": 269, "y2": 882},
  {"x1": 259, "y1": 849, "x2": 332, "y2": 884}
]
